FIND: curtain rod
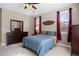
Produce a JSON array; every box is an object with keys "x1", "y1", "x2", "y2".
[{"x1": 58, "y1": 8, "x2": 72, "y2": 12}]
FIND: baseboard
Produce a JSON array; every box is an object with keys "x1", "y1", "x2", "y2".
[
  {"x1": 57, "y1": 43, "x2": 71, "y2": 48},
  {"x1": 0, "y1": 43, "x2": 2, "y2": 45},
  {"x1": 0, "y1": 43, "x2": 6, "y2": 46}
]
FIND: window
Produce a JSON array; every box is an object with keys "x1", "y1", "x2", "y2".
[
  {"x1": 60, "y1": 10, "x2": 69, "y2": 32},
  {"x1": 36, "y1": 17, "x2": 39, "y2": 33}
]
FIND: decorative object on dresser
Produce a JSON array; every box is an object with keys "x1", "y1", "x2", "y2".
[
  {"x1": 72, "y1": 25, "x2": 79, "y2": 55},
  {"x1": 6, "y1": 20, "x2": 28, "y2": 46}
]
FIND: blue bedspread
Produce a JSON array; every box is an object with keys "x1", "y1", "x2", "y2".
[{"x1": 23, "y1": 35, "x2": 54, "y2": 56}]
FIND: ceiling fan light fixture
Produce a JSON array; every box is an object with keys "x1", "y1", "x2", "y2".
[
  {"x1": 24, "y1": 3, "x2": 39, "y2": 9},
  {"x1": 29, "y1": 4, "x2": 32, "y2": 8},
  {"x1": 26, "y1": 4, "x2": 32, "y2": 9}
]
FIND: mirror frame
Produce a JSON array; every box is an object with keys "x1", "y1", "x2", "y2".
[{"x1": 10, "y1": 20, "x2": 23, "y2": 32}]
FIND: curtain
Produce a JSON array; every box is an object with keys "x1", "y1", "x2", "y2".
[
  {"x1": 39, "y1": 16, "x2": 42, "y2": 34},
  {"x1": 34, "y1": 17, "x2": 36, "y2": 34},
  {"x1": 57, "y1": 11, "x2": 61, "y2": 42},
  {"x1": 67, "y1": 8, "x2": 72, "y2": 42}
]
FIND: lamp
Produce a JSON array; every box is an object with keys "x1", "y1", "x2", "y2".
[
  {"x1": 36, "y1": 26, "x2": 39, "y2": 30},
  {"x1": 36, "y1": 26, "x2": 39, "y2": 34}
]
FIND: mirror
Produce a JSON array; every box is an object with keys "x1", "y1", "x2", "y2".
[{"x1": 10, "y1": 20, "x2": 23, "y2": 32}]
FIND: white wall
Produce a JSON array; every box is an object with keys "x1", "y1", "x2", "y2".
[
  {"x1": 2, "y1": 8, "x2": 34, "y2": 44},
  {"x1": 40, "y1": 3, "x2": 79, "y2": 44},
  {"x1": 1, "y1": 3, "x2": 79, "y2": 44},
  {"x1": 41, "y1": 4, "x2": 79, "y2": 32}
]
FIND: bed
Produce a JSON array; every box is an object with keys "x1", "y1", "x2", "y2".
[{"x1": 22, "y1": 31, "x2": 56, "y2": 56}]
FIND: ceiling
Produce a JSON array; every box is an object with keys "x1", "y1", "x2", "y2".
[{"x1": 0, "y1": 3, "x2": 71, "y2": 16}]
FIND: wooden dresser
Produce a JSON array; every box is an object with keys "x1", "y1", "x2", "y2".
[
  {"x1": 72, "y1": 25, "x2": 79, "y2": 55},
  {"x1": 6, "y1": 31, "x2": 28, "y2": 46}
]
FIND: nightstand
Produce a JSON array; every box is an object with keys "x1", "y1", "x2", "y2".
[{"x1": 32, "y1": 33, "x2": 38, "y2": 35}]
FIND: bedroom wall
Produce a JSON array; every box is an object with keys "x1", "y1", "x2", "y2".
[
  {"x1": 1, "y1": 8, "x2": 34, "y2": 44},
  {"x1": 41, "y1": 3, "x2": 79, "y2": 32},
  {"x1": 40, "y1": 3, "x2": 79, "y2": 44},
  {"x1": 41, "y1": 12, "x2": 57, "y2": 31},
  {"x1": 0, "y1": 8, "x2": 2, "y2": 44}
]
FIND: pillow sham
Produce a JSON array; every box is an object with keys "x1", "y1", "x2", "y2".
[
  {"x1": 41, "y1": 31, "x2": 47, "y2": 35},
  {"x1": 47, "y1": 31, "x2": 56, "y2": 36}
]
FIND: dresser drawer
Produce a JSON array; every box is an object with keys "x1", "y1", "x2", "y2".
[
  {"x1": 72, "y1": 25, "x2": 79, "y2": 55},
  {"x1": 6, "y1": 31, "x2": 28, "y2": 46}
]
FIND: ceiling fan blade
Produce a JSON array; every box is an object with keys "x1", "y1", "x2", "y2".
[
  {"x1": 32, "y1": 5, "x2": 37, "y2": 9},
  {"x1": 24, "y1": 6, "x2": 27, "y2": 9},
  {"x1": 32, "y1": 3, "x2": 40, "y2": 4},
  {"x1": 24, "y1": 3, "x2": 39, "y2": 4}
]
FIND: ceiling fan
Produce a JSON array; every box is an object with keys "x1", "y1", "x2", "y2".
[{"x1": 24, "y1": 3, "x2": 39, "y2": 9}]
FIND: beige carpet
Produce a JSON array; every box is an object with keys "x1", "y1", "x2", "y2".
[{"x1": 0, "y1": 43, "x2": 71, "y2": 56}]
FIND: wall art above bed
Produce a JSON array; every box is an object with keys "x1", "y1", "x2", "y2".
[{"x1": 43, "y1": 20, "x2": 55, "y2": 25}]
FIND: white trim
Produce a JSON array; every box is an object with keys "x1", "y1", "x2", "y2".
[
  {"x1": 0, "y1": 43, "x2": 6, "y2": 46},
  {"x1": 57, "y1": 43, "x2": 71, "y2": 48},
  {"x1": 0, "y1": 43, "x2": 2, "y2": 45},
  {"x1": 61, "y1": 32, "x2": 68, "y2": 34}
]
